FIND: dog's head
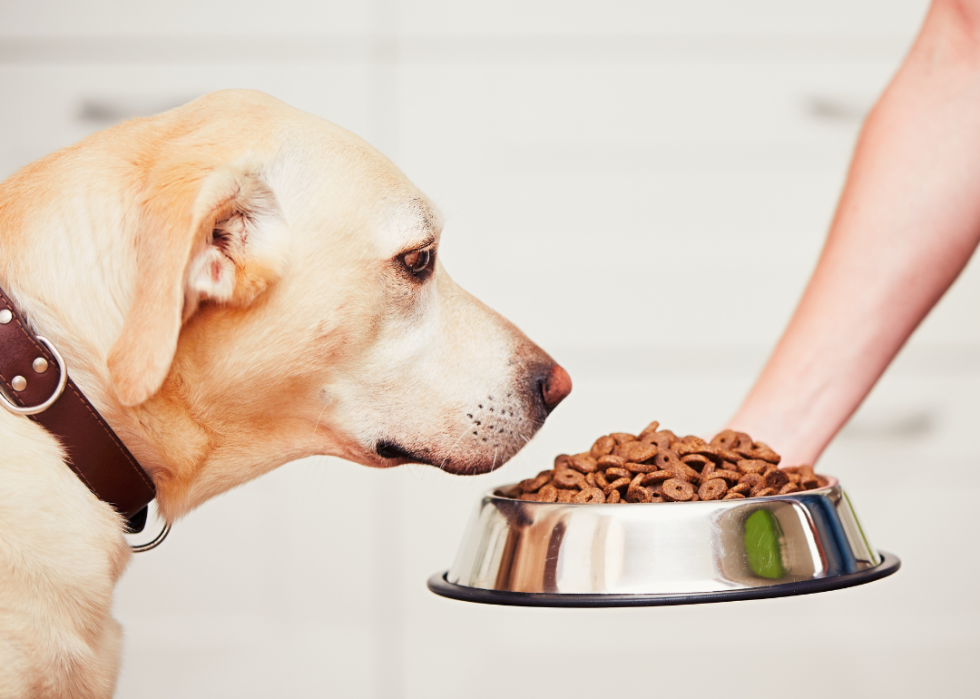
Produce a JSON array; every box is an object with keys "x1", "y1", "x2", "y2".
[{"x1": 83, "y1": 90, "x2": 570, "y2": 513}]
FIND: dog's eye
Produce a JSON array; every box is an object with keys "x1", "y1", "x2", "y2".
[{"x1": 402, "y1": 246, "x2": 432, "y2": 276}]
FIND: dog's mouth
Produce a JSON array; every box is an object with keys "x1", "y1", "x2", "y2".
[
  {"x1": 373, "y1": 439, "x2": 503, "y2": 475},
  {"x1": 375, "y1": 440, "x2": 435, "y2": 466}
]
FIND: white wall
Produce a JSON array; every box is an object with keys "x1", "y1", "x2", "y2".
[{"x1": 5, "y1": 2, "x2": 979, "y2": 697}]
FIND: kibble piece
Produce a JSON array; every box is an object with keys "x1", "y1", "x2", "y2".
[
  {"x1": 604, "y1": 477, "x2": 631, "y2": 494},
  {"x1": 722, "y1": 492, "x2": 745, "y2": 500},
  {"x1": 720, "y1": 462, "x2": 740, "y2": 475},
  {"x1": 557, "y1": 489, "x2": 576, "y2": 503},
  {"x1": 654, "y1": 450, "x2": 682, "y2": 471},
  {"x1": 538, "y1": 484, "x2": 558, "y2": 502},
  {"x1": 553, "y1": 469, "x2": 585, "y2": 488},
  {"x1": 572, "y1": 486, "x2": 602, "y2": 503},
  {"x1": 554, "y1": 454, "x2": 571, "y2": 468},
  {"x1": 590, "y1": 435, "x2": 616, "y2": 459},
  {"x1": 711, "y1": 430, "x2": 738, "y2": 450},
  {"x1": 691, "y1": 494, "x2": 700, "y2": 501},
  {"x1": 698, "y1": 479, "x2": 728, "y2": 501},
  {"x1": 734, "y1": 445, "x2": 781, "y2": 463},
  {"x1": 662, "y1": 478, "x2": 695, "y2": 502},
  {"x1": 717, "y1": 449, "x2": 741, "y2": 463},
  {"x1": 697, "y1": 444, "x2": 741, "y2": 463},
  {"x1": 626, "y1": 486, "x2": 653, "y2": 503},
  {"x1": 739, "y1": 473, "x2": 764, "y2": 488},
  {"x1": 757, "y1": 451, "x2": 782, "y2": 466},
  {"x1": 728, "y1": 483, "x2": 751, "y2": 496},
  {"x1": 597, "y1": 455, "x2": 626, "y2": 469},
  {"x1": 609, "y1": 432, "x2": 637, "y2": 445},
  {"x1": 672, "y1": 442, "x2": 695, "y2": 457},
  {"x1": 569, "y1": 453, "x2": 598, "y2": 474},
  {"x1": 585, "y1": 472, "x2": 597, "y2": 487},
  {"x1": 626, "y1": 473, "x2": 647, "y2": 500},
  {"x1": 763, "y1": 470, "x2": 789, "y2": 490},
  {"x1": 708, "y1": 469, "x2": 740, "y2": 485},
  {"x1": 572, "y1": 488, "x2": 593, "y2": 503},
  {"x1": 639, "y1": 432, "x2": 672, "y2": 451},
  {"x1": 595, "y1": 471, "x2": 609, "y2": 489},
  {"x1": 620, "y1": 441, "x2": 658, "y2": 463},
  {"x1": 798, "y1": 465, "x2": 820, "y2": 490},
  {"x1": 650, "y1": 495, "x2": 665, "y2": 503},
  {"x1": 736, "y1": 459, "x2": 769, "y2": 475},
  {"x1": 753, "y1": 446, "x2": 781, "y2": 465},
  {"x1": 665, "y1": 468, "x2": 691, "y2": 483},
  {"x1": 638, "y1": 420, "x2": 661, "y2": 437},
  {"x1": 642, "y1": 470, "x2": 674, "y2": 484},
  {"x1": 681, "y1": 454, "x2": 712, "y2": 471},
  {"x1": 693, "y1": 444, "x2": 721, "y2": 459},
  {"x1": 779, "y1": 483, "x2": 800, "y2": 495},
  {"x1": 753, "y1": 487, "x2": 776, "y2": 498},
  {"x1": 624, "y1": 461, "x2": 658, "y2": 474},
  {"x1": 731, "y1": 432, "x2": 753, "y2": 451},
  {"x1": 520, "y1": 472, "x2": 551, "y2": 492},
  {"x1": 605, "y1": 467, "x2": 632, "y2": 480},
  {"x1": 520, "y1": 492, "x2": 539, "y2": 501},
  {"x1": 679, "y1": 463, "x2": 702, "y2": 481},
  {"x1": 607, "y1": 489, "x2": 622, "y2": 503}
]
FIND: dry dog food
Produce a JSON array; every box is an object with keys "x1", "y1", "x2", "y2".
[{"x1": 497, "y1": 422, "x2": 826, "y2": 504}]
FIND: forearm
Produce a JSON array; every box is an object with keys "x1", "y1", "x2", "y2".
[{"x1": 728, "y1": 0, "x2": 980, "y2": 465}]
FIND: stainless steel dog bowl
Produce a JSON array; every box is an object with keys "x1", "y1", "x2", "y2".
[{"x1": 428, "y1": 476, "x2": 899, "y2": 606}]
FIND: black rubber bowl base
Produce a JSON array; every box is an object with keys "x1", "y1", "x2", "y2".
[{"x1": 427, "y1": 551, "x2": 900, "y2": 608}]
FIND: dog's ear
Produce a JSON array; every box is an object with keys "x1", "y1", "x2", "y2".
[{"x1": 108, "y1": 163, "x2": 287, "y2": 407}]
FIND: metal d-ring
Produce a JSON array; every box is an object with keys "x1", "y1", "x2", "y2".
[
  {"x1": 130, "y1": 520, "x2": 172, "y2": 553},
  {"x1": 0, "y1": 336, "x2": 67, "y2": 416}
]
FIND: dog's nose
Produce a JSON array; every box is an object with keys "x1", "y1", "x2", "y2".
[{"x1": 540, "y1": 363, "x2": 572, "y2": 413}]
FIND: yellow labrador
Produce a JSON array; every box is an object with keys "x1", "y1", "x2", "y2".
[{"x1": 0, "y1": 90, "x2": 570, "y2": 698}]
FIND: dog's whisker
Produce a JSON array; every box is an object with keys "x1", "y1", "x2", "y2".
[
  {"x1": 439, "y1": 422, "x2": 475, "y2": 470},
  {"x1": 312, "y1": 403, "x2": 329, "y2": 437}
]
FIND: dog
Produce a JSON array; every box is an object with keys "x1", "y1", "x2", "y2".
[{"x1": 0, "y1": 89, "x2": 571, "y2": 698}]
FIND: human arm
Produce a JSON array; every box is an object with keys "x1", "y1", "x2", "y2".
[{"x1": 727, "y1": 0, "x2": 980, "y2": 465}]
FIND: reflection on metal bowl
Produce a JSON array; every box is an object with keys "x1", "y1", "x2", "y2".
[{"x1": 428, "y1": 477, "x2": 899, "y2": 607}]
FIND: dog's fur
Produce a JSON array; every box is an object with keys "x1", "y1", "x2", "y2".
[{"x1": 0, "y1": 90, "x2": 566, "y2": 698}]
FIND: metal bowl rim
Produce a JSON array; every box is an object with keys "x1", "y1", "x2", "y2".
[{"x1": 429, "y1": 551, "x2": 900, "y2": 607}]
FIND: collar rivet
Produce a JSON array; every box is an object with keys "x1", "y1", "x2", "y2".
[
  {"x1": 0, "y1": 310, "x2": 11, "y2": 324},
  {"x1": 33, "y1": 358, "x2": 48, "y2": 373},
  {"x1": 11, "y1": 375, "x2": 26, "y2": 391}
]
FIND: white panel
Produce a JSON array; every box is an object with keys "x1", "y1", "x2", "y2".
[
  {"x1": 0, "y1": 0, "x2": 371, "y2": 36},
  {"x1": 396, "y1": 0, "x2": 930, "y2": 36},
  {"x1": 395, "y1": 59, "x2": 910, "y2": 349}
]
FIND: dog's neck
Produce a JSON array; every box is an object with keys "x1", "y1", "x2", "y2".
[{"x1": 0, "y1": 165, "x2": 212, "y2": 520}]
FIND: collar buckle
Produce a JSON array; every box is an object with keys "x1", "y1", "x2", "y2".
[{"x1": 0, "y1": 336, "x2": 67, "y2": 416}]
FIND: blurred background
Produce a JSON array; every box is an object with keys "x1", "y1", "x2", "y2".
[{"x1": 4, "y1": 1, "x2": 979, "y2": 697}]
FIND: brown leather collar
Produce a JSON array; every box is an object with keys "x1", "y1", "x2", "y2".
[{"x1": 0, "y1": 286, "x2": 156, "y2": 532}]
